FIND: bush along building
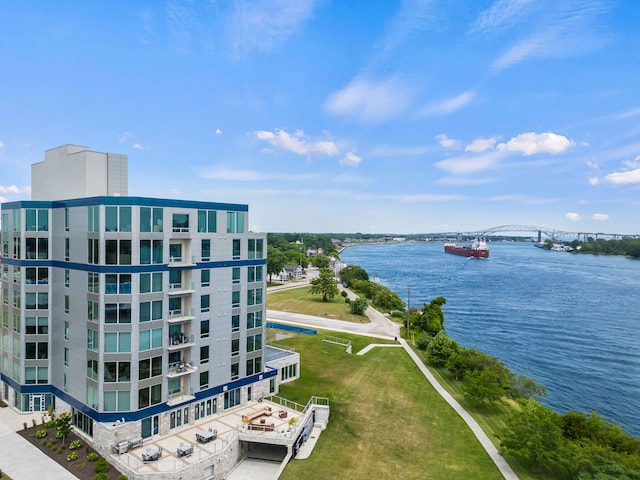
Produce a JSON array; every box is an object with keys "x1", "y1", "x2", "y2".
[{"x1": 0, "y1": 145, "x2": 327, "y2": 479}]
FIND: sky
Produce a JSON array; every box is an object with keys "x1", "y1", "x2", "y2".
[{"x1": 1, "y1": 0, "x2": 639, "y2": 235}]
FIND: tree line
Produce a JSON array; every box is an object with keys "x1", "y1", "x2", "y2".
[{"x1": 409, "y1": 296, "x2": 640, "y2": 479}]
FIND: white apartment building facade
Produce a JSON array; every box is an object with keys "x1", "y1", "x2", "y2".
[{"x1": 0, "y1": 145, "x2": 275, "y2": 441}]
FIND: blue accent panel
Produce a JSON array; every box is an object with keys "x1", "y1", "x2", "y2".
[
  {"x1": 2, "y1": 196, "x2": 248, "y2": 211},
  {"x1": 1, "y1": 369, "x2": 277, "y2": 423},
  {"x1": 267, "y1": 322, "x2": 318, "y2": 335},
  {"x1": 0, "y1": 258, "x2": 266, "y2": 272}
]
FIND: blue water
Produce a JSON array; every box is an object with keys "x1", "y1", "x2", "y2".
[{"x1": 340, "y1": 242, "x2": 640, "y2": 437}]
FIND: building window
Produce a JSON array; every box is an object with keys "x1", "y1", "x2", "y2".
[
  {"x1": 25, "y1": 209, "x2": 48, "y2": 231},
  {"x1": 247, "y1": 288, "x2": 263, "y2": 306},
  {"x1": 88, "y1": 206, "x2": 99, "y2": 232},
  {"x1": 104, "y1": 303, "x2": 132, "y2": 324},
  {"x1": 140, "y1": 207, "x2": 163, "y2": 232},
  {"x1": 172, "y1": 213, "x2": 189, "y2": 232},
  {"x1": 25, "y1": 342, "x2": 48, "y2": 359},
  {"x1": 231, "y1": 291, "x2": 240, "y2": 308},
  {"x1": 64, "y1": 321, "x2": 69, "y2": 341},
  {"x1": 64, "y1": 348, "x2": 69, "y2": 367},
  {"x1": 104, "y1": 361, "x2": 131, "y2": 382},
  {"x1": 64, "y1": 268, "x2": 69, "y2": 287},
  {"x1": 226, "y1": 212, "x2": 244, "y2": 233},
  {"x1": 199, "y1": 371, "x2": 209, "y2": 390},
  {"x1": 248, "y1": 239, "x2": 264, "y2": 259},
  {"x1": 104, "y1": 391, "x2": 130, "y2": 412},
  {"x1": 105, "y1": 206, "x2": 132, "y2": 232},
  {"x1": 200, "y1": 320, "x2": 209, "y2": 338},
  {"x1": 197, "y1": 210, "x2": 217, "y2": 233},
  {"x1": 87, "y1": 329, "x2": 99, "y2": 351},
  {"x1": 104, "y1": 332, "x2": 131, "y2": 353},
  {"x1": 169, "y1": 243, "x2": 182, "y2": 263},
  {"x1": 230, "y1": 363, "x2": 239, "y2": 381},
  {"x1": 246, "y1": 357, "x2": 262, "y2": 376},
  {"x1": 86, "y1": 359, "x2": 98, "y2": 380},
  {"x1": 201, "y1": 269, "x2": 210, "y2": 287},
  {"x1": 140, "y1": 272, "x2": 163, "y2": 293},
  {"x1": 200, "y1": 295, "x2": 210, "y2": 313},
  {"x1": 87, "y1": 239, "x2": 99, "y2": 264},
  {"x1": 248, "y1": 265, "x2": 263, "y2": 283},
  {"x1": 64, "y1": 208, "x2": 69, "y2": 231},
  {"x1": 224, "y1": 388, "x2": 240, "y2": 409},
  {"x1": 139, "y1": 356, "x2": 162, "y2": 380},
  {"x1": 64, "y1": 295, "x2": 70, "y2": 314},
  {"x1": 106, "y1": 240, "x2": 132, "y2": 265},
  {"x1": 25, "y1": 292, "x2": 48, "y2": 310},
  {"x1": 140, "y1": 239, "x2": 163, "y2": 264},
  {"x1": 246, "y1": 333, "x2": 263, "y2": 353},
  {"x1": 87, "y1": 272, "x2": 99, "y2": 293},
  {"x1": 87, "y1": 300, "x2": 99, "y2": 322},
  {"x1": 25, "y1": 267, "x2": 48, "y2": 285},
  {"x1": 232, "y1": 267, "x2": 240, "y2": 284},
  {"x1": 231, "y1": 338, "x2": 239, "y2": 357},
  {"x1": 25, "y1": 238, "x2": 48, "y2": 260},
  {"x1": 200, "y1": 345, "x2": 209, "y2": 364},
  {"x1": 139, "y1": 328, "x2": 163, "y2": 351},
  {"x1": 246, "y1": 311, "x2": 263, "y2": 329},
  {"x1": 25, "y1": 366, "x2": 48, "y2": 384},
  {"x1": 232, "y1": 239, "x2": 241, "y2": 260},
  {"x1": 201, "y1": 239, "x2": 210, "y2": 261},
  {"x1": 25, "y1": 317, "x2": 48, "y2": 335},
  {"x1": 138, "y1": 384, "x2": 162, "y2": 408},
  {"x1": 105, "y1": 274, "x2": 132, "y2": 294},
  {"x1": 139, "y1": 300, "x2": 162, "y2": 322},
  {"x1": 231, "y1": 314, "x2": 240, "y2": 332},
  {"x1": 281, "y1": 363, "x2": 297, "y2": 381}
]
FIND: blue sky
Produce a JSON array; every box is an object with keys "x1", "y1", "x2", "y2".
[{"x1": 1, "y1": 1, "x2": 639, "y2": 235}]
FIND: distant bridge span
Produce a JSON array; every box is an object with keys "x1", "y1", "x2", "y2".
[{"x1": 440, "y1": 225, "x2": 637, "y2": 241}]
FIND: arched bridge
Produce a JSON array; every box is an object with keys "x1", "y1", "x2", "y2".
[{"x1": 442, "y1": 225, "x2": 636, "y2": 242}]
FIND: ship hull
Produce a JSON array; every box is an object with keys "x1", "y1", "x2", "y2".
[{"x1": 444, "y1": 244, "x2": 489, "y2": 258}]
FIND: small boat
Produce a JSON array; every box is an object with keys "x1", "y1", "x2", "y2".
[{"x1": 444, "y1": 236, "x2": 489, "y2": 258}]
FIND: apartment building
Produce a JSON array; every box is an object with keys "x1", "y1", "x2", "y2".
[{"x1": 0, "y1": 144, "x2": 275, "y2": 442}]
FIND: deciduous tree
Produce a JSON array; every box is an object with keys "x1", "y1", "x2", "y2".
[{"x1": 310, "y1": 268, "x2": 339, "y2": 302}]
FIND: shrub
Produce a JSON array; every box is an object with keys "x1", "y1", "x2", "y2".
[
  {"x1": 95, "y1": 458, "x2": 109, "y2": 473},
  {"x1": 416, "y1": 334, "x2": 431, "y2": 350},
  {"x1": 79, "y1": 462, "x2": 87, "y2": 469},
  {"x1": 350, "y1": 297, "x2": 368, "y2": 315},
  {"x1": 44, "y1": 419, "x2": 56, "y2": 428},
  {"x1": 118, "y1": 476, "x2": 129, "y2": 480},
  {"x1": 69, "y1": 439, "x2": 83, "y2": 450},
  {"x1": 32, "y1": 418, "x2": 37, "y2": 427},
  {"x1": 35, "y1": 428, "x2": 48, "y2": 438},
  {"x1": 95, "y1": 473, "x2": 109, "y2": 480},
  {"x1": 23, "y1": 422, "x2": 28, "y2": 430},
  {"x1": 87, "y1": 453, "x2": 99, "y2": 462},
  {"x1": 67, "y1": 451, "x2": 78, "y2": 461},
  {"x1": 340, "y1": 291, "x2": 348, "y2": 298}
]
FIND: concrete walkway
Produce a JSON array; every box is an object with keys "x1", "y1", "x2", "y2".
[{"x1": 0, "y1": 407, "x2": 81, "y2": 480}]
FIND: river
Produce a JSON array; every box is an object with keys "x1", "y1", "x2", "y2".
[{"x1": 340, "y1": 241, "x2": 640, "y2": 437}]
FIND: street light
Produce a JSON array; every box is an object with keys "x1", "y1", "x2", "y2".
[{"x1": 406, "y1": 287, "x2": 411, "y2": 338}]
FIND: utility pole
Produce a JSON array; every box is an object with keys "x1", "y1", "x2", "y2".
[{"x1": 406, "y1": 287, "x2": 411, "y2": 337}]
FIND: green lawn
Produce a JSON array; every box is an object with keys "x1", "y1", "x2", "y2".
[
  {"x1": 268, "y1": 286, "x2": 370, "y2": 323},
  {"x1": 275, "y1": 332, "x2": 504, "y2": 480}
]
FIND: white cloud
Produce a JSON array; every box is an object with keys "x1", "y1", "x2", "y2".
[
  {"x1": 200, "y1": 167, "x2": 319, "y2": 182},
  {"x1": 118, "y1": 132, "x2": 135, "y2": 144},
  {"x1": 133, "y1": 143, "x2": 145, "y2": 150},
  {"x1": 604, "y1": 168, "x2": 640, "y2": 185},
  {"x1": 340, "y1": 152, "x2": 362, "y2": 167},
  {"x1": 226, "y1": 0, "x2": 316, "y2": 58},
  {"x1": 487, "y1": 194, "x2": 555, "y2": 205},
  {"x1": 419, "y1": 91, "x2": 474, "y2": 116},
  {"x1": 0, "y1": 185, "x2": 29, "y2": 195},
  {"x1": 465, "y1": 137, "x2": 498, "y2": 153},
  {"x1": 380, "y1": 0, "x2": 437, "y2": 54},
  {"x1": 565, "y1": 212, "x2": 581, "y2": 221},
  {"x1": 215, "y1": 129, "x2": 222, "y2": 135},
  {"x1": 255, "y1": 129, "x2": 339, "y2": 158},
  {"x1": 588, "y1": 177, "x2": 600, "y2": 186},
  {"x1": 497, "y1": 132, "x2": 574, "y2": 155},
  {"x1": 472, "y1": 0, "x2": 535, "y2": 34},
  {"x1": 435, "y1": 134, "x2": 462, "y2": 150},
  {"x1": 324, "y1": 76, "x2": 414, "y2": 123},
  {"x1": 592, "y1": 213, "x2": 609, "y2": 221},
  {"x1": 0, "y1": 140, "x2": 4, "y2": 148},
  {"x1": 435, "y1": 176, "x2": 495, "y2": 186},
  {"x1": 436, "y1": 150, "x2": 506, "y2": 174}
]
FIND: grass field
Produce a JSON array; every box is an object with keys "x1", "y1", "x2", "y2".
[
  {"x1": 268, "y1": 286, "x2": 371, "y2": 323},
  {"x1": 274, "y1": 332, "x2": 504, "y2": 480}
]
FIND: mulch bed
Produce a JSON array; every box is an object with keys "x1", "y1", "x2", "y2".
[{"x1": 18, "y1": 424, "x2": 124, "y2": 480}]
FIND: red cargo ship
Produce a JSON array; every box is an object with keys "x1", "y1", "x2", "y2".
[{"x1": 444, "y1": 236, "x2": 489, "y2": 258}]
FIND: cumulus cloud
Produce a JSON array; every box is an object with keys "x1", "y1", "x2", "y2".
[
  {"x1": 592, "y1": 213, "x2": 609, "y2": 221},
  {"x1": 340, "y1": 152, "x2": 362, "y2": 167},
  {"x1": 133, "y1": 143, "x2": 145, "y2": 150},
  {"x1": 0, "y1": 140, "x2": 4, "y2": 148},
  {"x1": 435, "y1": 134, "x2": 462, "y2": 150},
  {"x1": 588, "y1": 177, "x2": 599, "y2": 186},
  {"x1": 465, "y1": 137, "x2": 498, "y2": 153},
  {"x1": 419, "y1": 91, "x2": 475, "y2": 116},
  {"x1": 497, "y1": 132, "x2": 574, "y2": 155},
  {"x1": 255, "y1": 129, "x2": 339, "y2": 158},
  {"x1": 565, "y1": 212, "x2": 581, "y2": 222},
  {"x1": 604, "y1": 168, "x2": 640, "y2": 185},
  {"x1": 118, "y1": 132, "x2": 135, "y2": 143},
  {"x1": 0, "y1": 185, "x2": 29, "y2": 195},
  {"x1": 215, "y1": 129, "x2": 222, "y2": 135},
  {"x1": 324, "y1": 76, "x2": 414, "y2": 123}
]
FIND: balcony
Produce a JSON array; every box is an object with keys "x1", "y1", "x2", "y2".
[
  {"x1": 166, "y1": 361, "x2": 197, "y2": 379},
  {"x1": 166, "y1": 386, "x2": 196, "y2": 406},
  {"x1": 167, "y1": 308, "x2": 195, "y2": 324},
  {"x1": 168, "y1": 255, "x2": 196, "y2": 268},
  {"x1": 167, "y1": 333, "x2": 195, "y2": 351},
  {"x1": 168, "y1": 282, "x2": 195, "y2": 296}
]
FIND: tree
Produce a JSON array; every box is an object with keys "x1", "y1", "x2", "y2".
[
  {"x1": 309, "y1": 268, "x2": 339, "y2": 302},
  {"x1": 509, "y1": 374, "x2": 547, "y2": 401},
  {"x1": 55, "y1": 411, "x2": 72, "y2": 445},
  {"x1": 312, "y1": 255, "x2": 331, "y2": 268},
  {"x1": 266, "y1": 245, "x2": 287, "y2": 282},
  {"x1": 500, "y1": 399, "x2": 568, "y2": 473},
  {"x1": 339, "y1": 265, "x2": 369, "y2": 286},
  {"x1": 463, "y1": 369, "x2": 506, "y2": 404},
  {"x1": 350, "y1": 297, "x2": 368, "y2": 315},
  {"x1": 425, "y1": 331, "x2": 458, "y2": 367}
]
